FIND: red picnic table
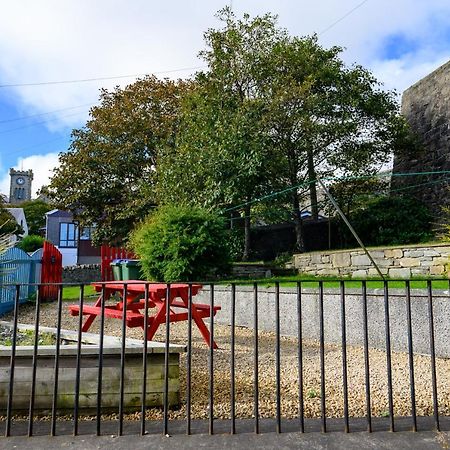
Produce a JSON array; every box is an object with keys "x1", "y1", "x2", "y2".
[{"x1": 68, "y1": 281, "x2": 220, "y2": 348}]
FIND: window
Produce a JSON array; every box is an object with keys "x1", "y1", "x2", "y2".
[
  {"x1": 80, "y1": 226, "x2": 95, "y2": 241},
  {"x1": 59, "y1": 222, "x2": 78, "y2": 248}
]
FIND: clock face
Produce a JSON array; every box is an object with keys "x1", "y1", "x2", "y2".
[{"x1": 16, "y1": 177, "x2": 25, "y2": 185}]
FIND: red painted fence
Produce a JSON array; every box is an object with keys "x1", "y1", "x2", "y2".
[
  {"x1": 101, "y1": 245, "x2": 136, "y2": 281},
  {"x1": 40, "y1": 241, "x2": 62, "y2": 302}
]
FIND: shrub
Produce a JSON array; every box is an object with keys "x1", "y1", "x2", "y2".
[
  {"x1": 344, "y1": 196, "x2": 433, "y2": 247},
  {"x1": 16, "y1": 235, "x2": 45, "y2": 253},
  {"x1": 129, "y1": 206, "x2": 231, "y2": 282}
]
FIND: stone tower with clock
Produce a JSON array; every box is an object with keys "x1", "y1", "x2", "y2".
[{"x1": 9, "y1": 168, "x2": 33, "y2": 204}]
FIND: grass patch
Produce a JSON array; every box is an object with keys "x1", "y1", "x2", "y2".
[
  {"x1": 63, "y1": 285, "x2": 97, "y2": 301},
  {"x1": 219, "y1": 275, "x2": 449, "y2": 290}
]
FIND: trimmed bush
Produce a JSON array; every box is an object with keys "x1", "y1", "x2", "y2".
[
  {"x1": 16, "y1": 235, "x2": 45, "y2": 253},
  {"x1": 129, "y1": 206, "x2": 231, "y2": 282}
]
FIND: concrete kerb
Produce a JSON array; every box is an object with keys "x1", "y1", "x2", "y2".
[{"x1": 0, "y1": 320, "x2": 186, "y2": 356}]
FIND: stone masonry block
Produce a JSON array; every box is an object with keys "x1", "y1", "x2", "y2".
[
  {"x1": 351, "y1": 269, "x2": 368, "y2": 278},
  {"x1": 399, "y1": 258, "x2": 421, "y2": 267},
  {"x1": 389, "y1": 268, "x2": 411, "y2": 278},
  {"x1": 430, "y1": 265, "x2": 445, "y2": 275},
  {"x1": 384, "y1": 249, "x2": 403, "y2": 258},
  {"x1": 351, "y1": 254, "x2": 371, "y2": 266},
  {"x1": 331, "y1": 252, "x2": 351, "y2": 268},
  {"x1": 404, "y1": 250, "x2": 424, "y2": 258}
]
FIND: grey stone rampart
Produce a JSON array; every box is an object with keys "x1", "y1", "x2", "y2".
[{"x1": 391, "y1": 59, "x2": 450, "y2": 218}]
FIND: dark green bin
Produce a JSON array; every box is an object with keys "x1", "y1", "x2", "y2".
[
  {"x1": 110, "y1": 259, "x2": 123, "y2": 281},
  {"x1": 121, "y1": 259, "x2": 143, "y2": 280}
]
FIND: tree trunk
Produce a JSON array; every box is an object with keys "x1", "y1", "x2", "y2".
[
  {"x1": 307, "y1": 148, "x2": 319, "y2": 221},
  {"x1": 242, "y1": 203, "x2": 251, "y2": 261},
  {"x1": 292, "y1": 192, "x2": 305, "y2": 253}
]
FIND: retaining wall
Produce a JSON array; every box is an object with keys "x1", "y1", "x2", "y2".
[
  {"x1": 293, "y1": 244, "x2": 450, "y2": 278},
  {"x1": 62, "y1": 264, "x2": 101, "y2": 284},
  {"x1": 196, "y1": 285, "x2": 450, "y2": 358}
]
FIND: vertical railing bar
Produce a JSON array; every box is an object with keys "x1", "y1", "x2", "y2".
[
  {"x1": 163, "y1": 284, "x2": 171, "y2": 436},
  {"x1": 27, "y1": 286, "x2": 41, "y2": 437},
  {"x1": 186, "y1": 283, "x2": 193, "y2": 436},
  {"x1": 209, "y1": 284, "x2": 215, "y2": 435},
  {"x1": 362, "y1": 281, "x2": 372, "y2": 432},
  {"x1": 5, "y1": 284, "x2": 20, "y2": 437},
  {"x1": 141, "y1": 283, "x2": 150, "y2": 436},
  {"x1": 384, "y1": 281, "x2": 395, "y2": 432},
  {"x1": 427, "y1": 280, "x2": 440, "y2": 432},
  {"x1": 253, "y1": 282, "x2": 259, "y2": 434},
  {"x1": 405, "y1": 280, "x2": 417, "y2": 432},
  {"x1": 50, "y1": 284, "x2": 64, "y2": 436},
  {"x1": 297, "y1": 282, "x2": 304, "y2": 433},
  {"x1": 118, "y1": 283, "x2": 128, "y2": 436},
  {"x1": 96, "y1": 284, "x2": 106, "y2": 436},
  {"x1": 230, "y1": 283, "x2": 236, "y2": 435},
  {"x1": 73, "y1": 284, "x2": 84, "y2": 436},
  {"x1": 275, "y1": 281, "x2": 281, "y2": 433},
  {"x1": 340, "y1": 281, "x2": 349, "y2": 433},
  {"x1": 319, "y1": 281, "x2": 326, "y2": 433}
]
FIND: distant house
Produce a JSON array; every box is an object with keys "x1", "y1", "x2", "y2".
[
  {"x1": 44, "y1": 209, "x2": 100, "y2": 266},
  {"x1": 6, "y1": 207, "x2": 28, "y2": 244}
]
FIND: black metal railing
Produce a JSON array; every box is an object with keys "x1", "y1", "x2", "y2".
[{"x1": 0, "y1": 278, "x2": 449, "y2": 437}]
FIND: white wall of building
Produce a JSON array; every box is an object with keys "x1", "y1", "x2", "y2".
[{"x1": 58, "y1": 247, "x2": 78, "y2": 267}]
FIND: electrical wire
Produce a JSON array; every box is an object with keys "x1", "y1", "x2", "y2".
[
  {"x1": 319, "y1": 0, "x2": 371, "y2": 36},
  {"x1": 0, "y1": 102, "x2": 96, "y2": 125},
  {"x1": 224, "y1": 169, "x2": 450, "y2": 213},
  {"x1": 0, "y1": 66, "x2": 205, "y2": 89}
]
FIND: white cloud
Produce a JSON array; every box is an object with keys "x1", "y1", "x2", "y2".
[
  {"x1": 0, "y1": 0, "x2": 448, "y2": 130},
  {"x1": 0, "y1": 152, "x2": 59, "y2": 199}
]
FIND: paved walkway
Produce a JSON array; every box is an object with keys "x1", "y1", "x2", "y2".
[{"x1": 1, "y1": 418, "x2": 449, "y2": 449}]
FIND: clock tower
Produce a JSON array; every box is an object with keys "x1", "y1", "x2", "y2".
[{"x1": 9, "y1": 168, "x2": 33, "y2": 204}]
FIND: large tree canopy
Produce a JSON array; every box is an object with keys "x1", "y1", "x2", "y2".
[
  {"x1": 158, "y1": 9, "x2": 408, "y2": 254},
  {"x1": 47, "y1": 76, "x2": 190, "y2": 245},
  {"x1": 48, "y1": 8, "x2": 414, "y2": 257}
]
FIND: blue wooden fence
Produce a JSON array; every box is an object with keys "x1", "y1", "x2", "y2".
[{"x1": 0, "y1": 247, "x2": 42, "y2": 315}]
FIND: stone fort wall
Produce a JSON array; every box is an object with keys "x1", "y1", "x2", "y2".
[{"x1": 391, "y1": 60, "x2": 450, "y2": 221}]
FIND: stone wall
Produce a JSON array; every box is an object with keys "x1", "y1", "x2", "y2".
[
  {"x1": 293, "y1": 244, "x2": 450, "y2": 278},
  {"x1": 62, "y1": 264, "x2": 101, "y2": 284},
  {"x1": 391, "y1": 59, "x2": 450, "y2": 219}
]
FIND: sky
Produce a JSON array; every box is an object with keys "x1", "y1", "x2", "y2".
[{"x1": 0, "y1": 0, "x2": 449, "y2": 199}]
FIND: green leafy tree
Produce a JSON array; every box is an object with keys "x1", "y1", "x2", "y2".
[
  {"x1": 47, "y1": 76, "x2": 190, "y2": 245},
  {"x1": 263, "y1": 35, "x2": 408, "y2": 251},
  {"x1": 345, "y1": 196, "x2": 433, "y2": 246},
  {"x1": 16, "y1": 235, "x2": 45, "y2": 253},
  {"x1": 21, "y1": 199, "x2": 51, "y2": 235},
  {"x1": 129, "y1": 205, "x2": 231, "y2": 281},
  {"x1": 157, "y1": 9, "x2": 285, "y2": 260}
]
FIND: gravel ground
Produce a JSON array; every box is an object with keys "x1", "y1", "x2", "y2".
[{"x1": 3, "y1": 300, "x2": 450, "y2": 421}]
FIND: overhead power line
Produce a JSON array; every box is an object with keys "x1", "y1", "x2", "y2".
[
  {"x1": 0, "y1": 66, "x2": 205, "y2": 89},
  {"x1": 319, "y1": 0, "x2": 371, "y2": 36},
  {"x1": 0, "y1": 110, "x2": 90, "y2": 135},
  {"x1": 225, "y1": 169, "x2": 450, "y2": 212},
  {"x1": 0, "y1": 102, "x2": 96, "y2": 125}
]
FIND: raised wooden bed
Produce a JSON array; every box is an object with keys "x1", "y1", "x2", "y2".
[{"x1": 0, "y1": 321, "x2": 185, "y2": 413}]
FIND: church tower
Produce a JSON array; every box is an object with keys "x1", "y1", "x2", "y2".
[{"x1": 9, "y1": 169, "x2": 33, "y2": 204}]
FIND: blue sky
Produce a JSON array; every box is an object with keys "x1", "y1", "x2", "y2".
[{"x1": 0, "y1": 0, "x2": 449, "y2": 197}]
